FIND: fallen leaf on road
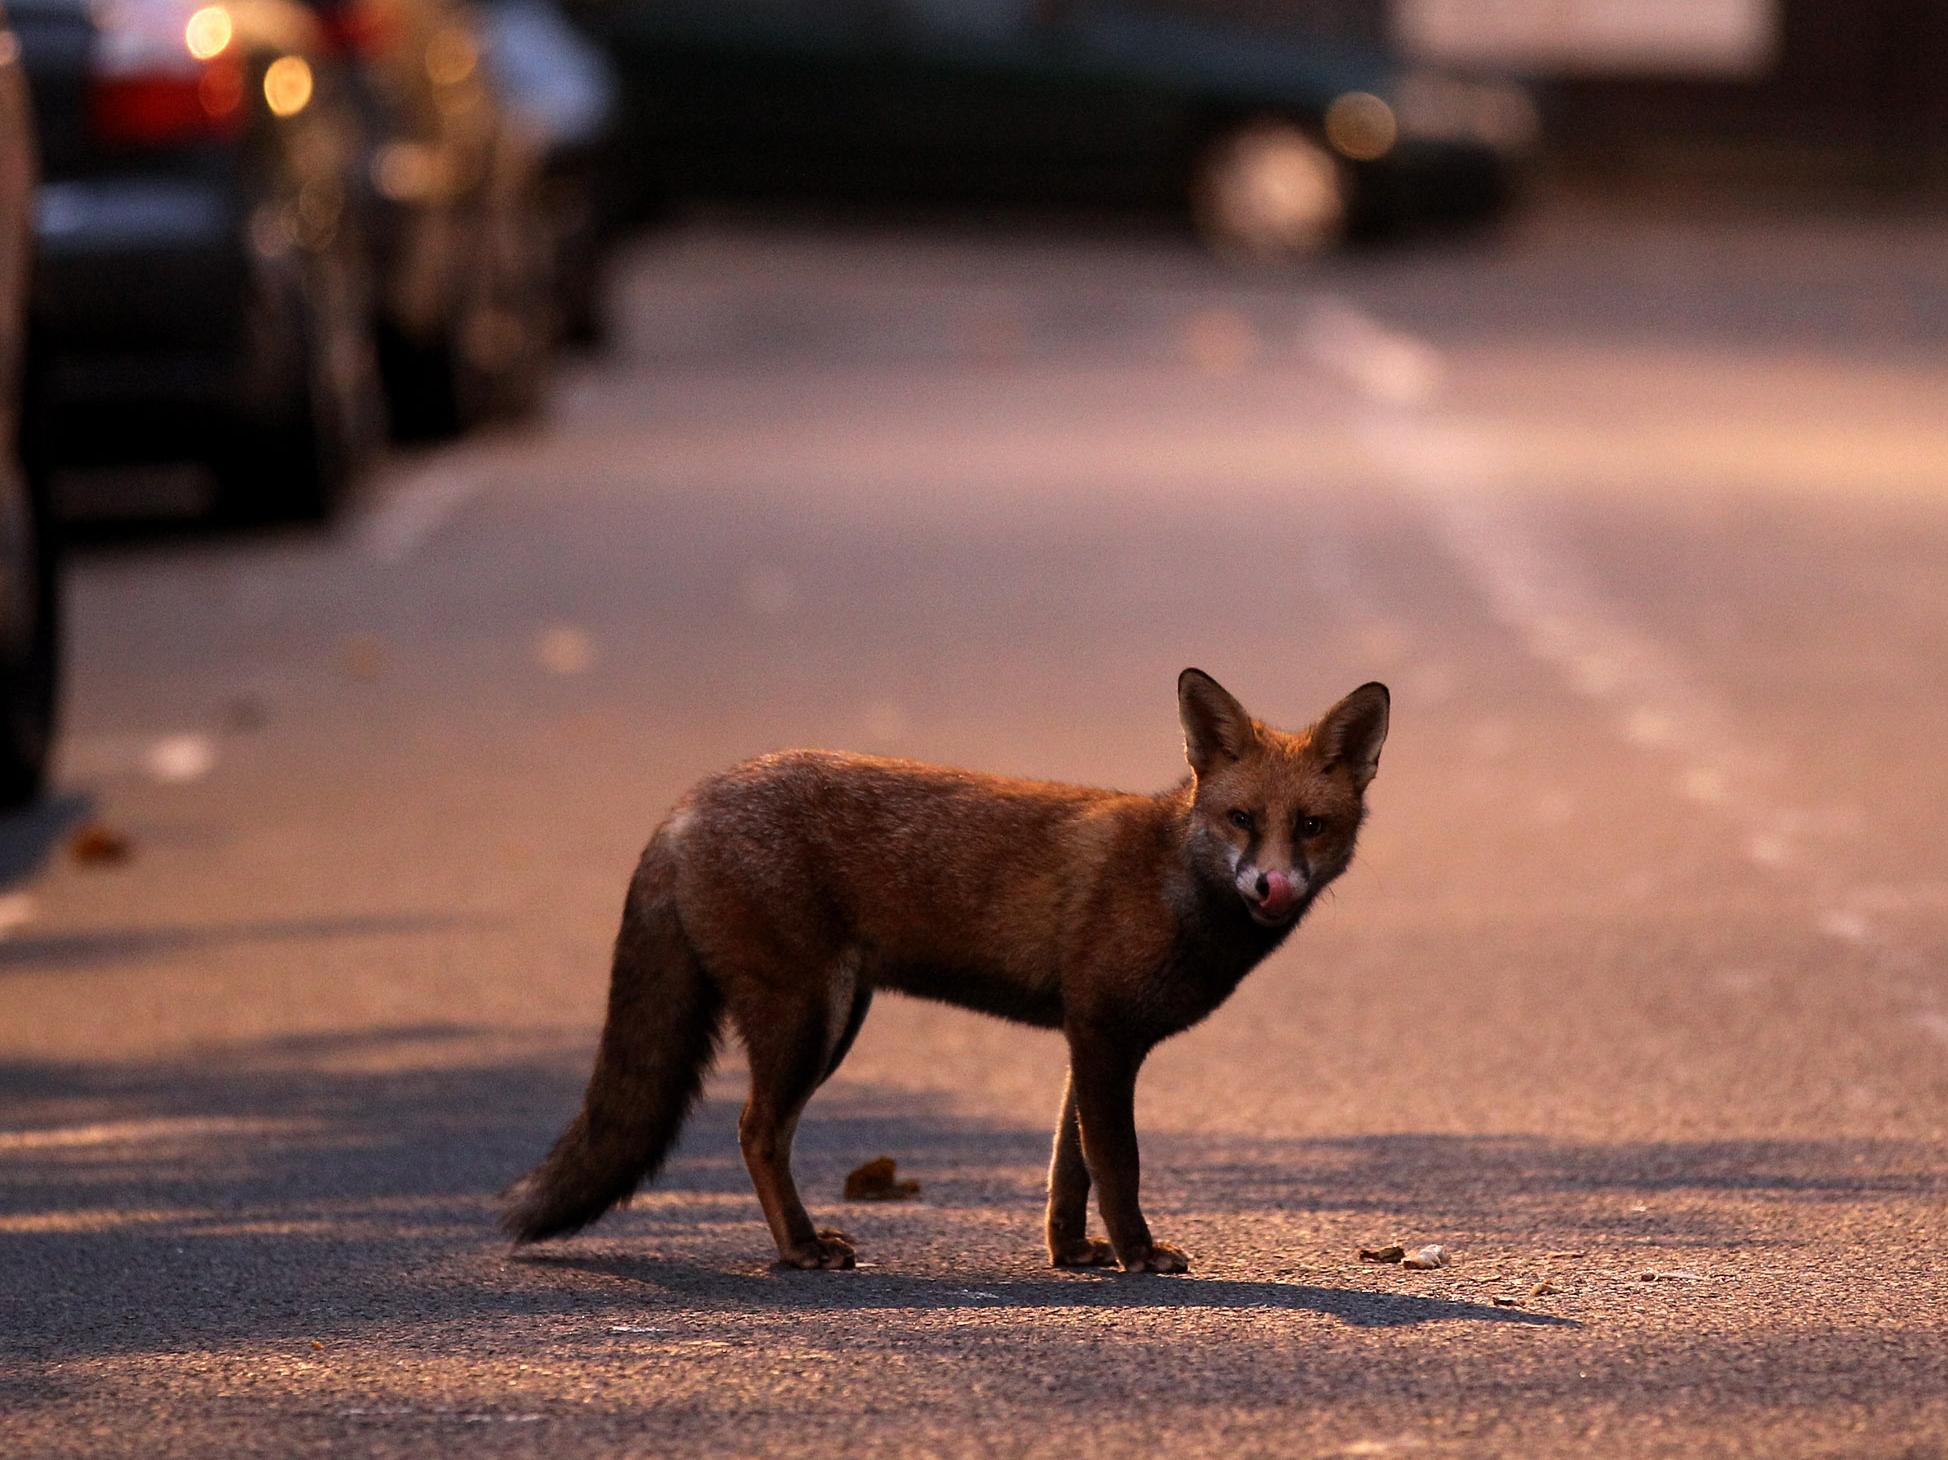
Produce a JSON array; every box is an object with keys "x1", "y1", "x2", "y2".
[
  {"x1": 843, "y1": 1157, "x2": 920, "y2": 1201},
  {"x1": 1402, "y1": 1244, "x2": 1450, "y2": 1270},
  {"x1": 70, "y1": 823, "x2": 133, "y2": 866},
  {"x1": 1491, "y1": 1296, "x2": 1522, "y2": 1307},
  {"x1": 1358, "y1": 1245, "x2": 1406, "y2": 1264},
  {"x1": 1530, "y1": 1280, "x2": 1559, "y2": 1298}
]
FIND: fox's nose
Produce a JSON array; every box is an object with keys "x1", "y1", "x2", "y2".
[{"x1": 1254, "y1": 869, "x2": 1296, "y2": 917}]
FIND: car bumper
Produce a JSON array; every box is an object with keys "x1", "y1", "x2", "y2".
[
  {"x1": 33, "y1": 176, "x2": 252, "y2": 411},
  {"x1": 1355, "y1": 139, "x2": 1526, "y2": 230}
]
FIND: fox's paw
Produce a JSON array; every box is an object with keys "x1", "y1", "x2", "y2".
[
  {"x1": 1120, "y1": 1242, "x2": 1190, "y2": 1275},
  {"x1": 778, "y1": 1229, "x2": 857, "y2": 1271},
  {"x1": 1050, "y1": 1237, "x2": 1119, "y2": 1269}
]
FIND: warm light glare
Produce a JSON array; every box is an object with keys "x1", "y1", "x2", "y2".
[
  {"x1": 1325, "y1": 91, "x2": 1398, "y2": 161},
  {"x1": 183, "y1": 4, "x2": 231, "y2": 60},
  {"x1": 263, "y1": 54, "x2": 313, "y2": 117},
  {"x1": 424, "y1": 26, "x2": 477, "y2": 86}
]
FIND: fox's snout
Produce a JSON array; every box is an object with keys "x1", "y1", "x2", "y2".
[{"x1": 1237, "y1": 864, "x2": 1301, "y2": 923}]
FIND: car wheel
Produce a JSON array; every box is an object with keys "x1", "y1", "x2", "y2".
[
  {"x1": 217, "y1": 230, "x2": 385, "y2": 522},
  {"x1": 383, "y1": 187, "x2": 552, "y2": 439},
  {"x1": 0, "y1": 438, "x2": 59, "y2": 809},
  {"x1": 471, "y1": 178, "x2": 554, "y2": 422},
  {"x1": 1192, "y1": 119, "x2": 1348, "y2": 264}
]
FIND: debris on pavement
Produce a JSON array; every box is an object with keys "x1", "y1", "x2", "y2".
[
  {"x1": 0, "y1": 891, "x2": 34, "y2": 937},
  {"x1": 221, "y1": 696, "x2": 269, "y2": 733},
  {"x1": 843, "y1": 1157, "x2": 920, "y2": 1201},
  {"x1": 144, "y1": 733, "x2": 217, "y2": 783},
  {"x1": 535, "y1": 625, "x2": 597, "y2": 676},
  {"x1": 1402, "y1": 1245, "x2": 1450, "y2": 1270},
  {"x1": 1640, "y1": 1269, "x2": 1710, "y2": 1282},
  {"x1": 1358, "y1": 1245, "x2": 1406, "y2": 1264},
  {"x1": 69, "y1": 822, "x2": 133, "y2": 866},
  {"x1": 1530, "y1": 1280, "x2": 1560, "y2": 1298},
  {"x1": 1491, "y1": 1295, "x2": 1522, "y2": 1307}
]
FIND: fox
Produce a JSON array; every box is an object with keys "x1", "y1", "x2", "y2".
[{"x1": 503, "y1": 669, "x2": 1389, "y2": 1274}]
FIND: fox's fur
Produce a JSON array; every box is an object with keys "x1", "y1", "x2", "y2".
[{"x1": 504, "y1": 670, "x2": 1389, "y2": 1272}]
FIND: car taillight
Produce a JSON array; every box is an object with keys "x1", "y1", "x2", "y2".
[
  {"x1": 315, "y1": 1, "x2": 394, "y2": 62},
  {"x1": 88, "y1": 62, "x2": 244, "y2": 143},
  {"x1": 87, "y1": 2, "x2": 246, "y2": 145}
]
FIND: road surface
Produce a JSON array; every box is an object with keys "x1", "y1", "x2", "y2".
[{"x1": 4, "y1": 199, "x2": 1947, "y2": 1457}]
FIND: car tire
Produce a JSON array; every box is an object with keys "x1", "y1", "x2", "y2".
[
  {"x1": 217, "y1": 230, "x2": 385, "y2": 523},
  {"x1": 382, "y1": 186, "x2": 553, "y2": 440},
  {"x1": 0, "y1": 428, "x2": 59, "y2": 810},
  {"x1": 1191, "y1": 119, "x2": 1348, "y2": 265}
]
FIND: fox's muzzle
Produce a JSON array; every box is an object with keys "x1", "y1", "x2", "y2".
[{"x1": 1239, "y1": 866, "x2": 1300, "y2": 924}]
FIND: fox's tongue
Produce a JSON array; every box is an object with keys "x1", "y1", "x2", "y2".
[{"x1": 1257, "y1": 870, "x2": 1296, "y2": 918}]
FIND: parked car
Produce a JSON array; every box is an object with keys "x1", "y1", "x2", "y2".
[
  {"x1": 305, "y1": 0, "x2": 555, "y2": 434},
  {"x1": 0, "y1": 0, "x2": 59, "y2": 805},
  {"x1": 475, "y1": 0, "x2": 618, "y2": 344},
  {"x1": 597, "y1": 0, "x2": 1538, "y2": 260},
  {"x1": 15, "y1": 0, "x2": 385, "y2": 518}
]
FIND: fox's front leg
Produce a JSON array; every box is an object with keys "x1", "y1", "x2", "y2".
[
  {"x1": 1045, "y1": 1072, "x2": 1117, "y2": 1267},
  {"x1": 1065, "y1": 1027, "x2": 1188, "y2": 1274}
]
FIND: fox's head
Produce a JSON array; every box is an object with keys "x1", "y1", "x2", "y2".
[{"x1": 1177, "y1": 669, "x2": 1389, "y2": 928}]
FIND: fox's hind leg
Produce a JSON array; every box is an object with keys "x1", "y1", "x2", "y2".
[
  {"x1": 726, "y1": 957, "x2": 866, "y2": 1270},
  {"x1": 1045, "y1": 1073, "x2": 1117, "y2": 1267}
]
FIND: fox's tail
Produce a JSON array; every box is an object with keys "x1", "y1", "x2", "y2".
[{"x1": 502, "y1": 857, "x2": 722, "y2": 1244}]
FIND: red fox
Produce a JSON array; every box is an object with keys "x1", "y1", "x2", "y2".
[{"x1": 504, "y1": 670, "x2": 1388, "y2": 1273}]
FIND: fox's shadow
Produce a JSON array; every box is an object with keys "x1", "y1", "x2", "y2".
[
  {"x1": 520, "y1": 1249, "x2": 1573, "y2": 1329},
  {"x1": 2, "y1": 1022, "x2": 1937, "y2": 1372}
]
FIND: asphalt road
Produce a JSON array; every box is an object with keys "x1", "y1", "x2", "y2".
[{"x1": 5, "y1": 198, "x2": 1947, "y2": 1458}]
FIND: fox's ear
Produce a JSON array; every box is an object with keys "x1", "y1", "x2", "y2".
[
  {"x1": 1178, "y1": 668, "x2": 1256, "y2": 776},
  {"x1": 1314, "y1": 682, "x2": 1390, "y2": 791}
]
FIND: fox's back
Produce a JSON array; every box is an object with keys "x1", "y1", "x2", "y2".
[{"x1": 663, "y1": 751, "x2": 1182, "y2": 1019}]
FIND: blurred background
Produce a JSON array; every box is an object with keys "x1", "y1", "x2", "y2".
[{"x1": 2, "y1": 3, "x2": 1947, "y2": 1451}]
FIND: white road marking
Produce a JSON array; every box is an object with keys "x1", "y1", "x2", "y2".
[
  {"x1": 358, "y1": 461, "x2": 492, "y2": 565},
  {"x1": 1308, "y1": 295, "x2": 1948, "y2": 1056}
]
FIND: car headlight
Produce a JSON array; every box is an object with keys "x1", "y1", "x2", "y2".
[{"x1": 1392, "y1": 73, "x2": 1538, "y2": 151}]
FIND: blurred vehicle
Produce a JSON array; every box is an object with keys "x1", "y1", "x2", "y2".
[
  {"x1": 598, "y1": 0, "x2": 1538, "y2": 260},
  {"x1": 15, "y1": 0, "x2": 385, "y2": 519},
  {"x1": 0, "y1": 0, "x2": 59, "y2": 804},
  {"x1": 475, "y1": 0, "x2": 618, "y2": 344},
  {"x1": 307, "y1": 0, "x2": 554, "y2": 434}
]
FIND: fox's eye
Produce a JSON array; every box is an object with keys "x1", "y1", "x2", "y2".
[
  {"x1": 1298, "y1": 815, "x2": 1325, "y2": 838},
  {"x1": 1227, "y1": 808, "x2": 1254, "y2": 832}
]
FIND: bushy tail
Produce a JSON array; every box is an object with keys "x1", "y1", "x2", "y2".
[{"x1": 502, "y1": 863, "x2": 721, "y2": 1244}]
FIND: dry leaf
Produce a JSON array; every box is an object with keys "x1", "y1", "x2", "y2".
[
  {"x1": 1401, "y1": 1244, "x2": 1450, "y2": 1270},
  {"x1": 1357, "y1": 1245, "x2": 1406, "y2": 1264},
  {"x1": 69, "y1": 823, "x2": 133, "y2": 866},
  {"x1": 843, "y1": 1157, "x2": 920, "y2": 1202},
  {"x1": 1530, "y1": 1279, "x2": 1559, "y2": 1298}
]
